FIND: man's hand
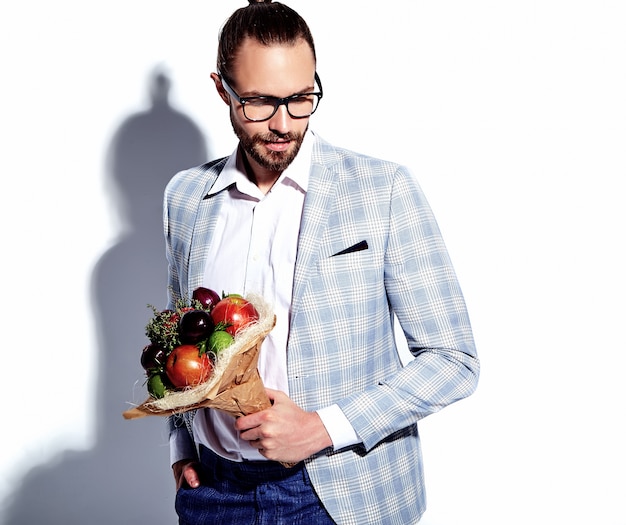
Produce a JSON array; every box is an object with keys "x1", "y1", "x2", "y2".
[
  {"x1": 172, "y1": 459, "x2": 201, "y2": 490},
  {"x1": 235, "y1": 388, "x2": 333, "y2": 463}
]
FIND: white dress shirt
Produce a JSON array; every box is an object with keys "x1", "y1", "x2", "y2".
[{"x1": 189, "y1": 131, "x2": 359, "y2": 461}]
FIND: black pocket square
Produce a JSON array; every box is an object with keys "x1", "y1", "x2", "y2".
[{"x1": 331, "y1": 240, "x2": 369, "y2": 257}]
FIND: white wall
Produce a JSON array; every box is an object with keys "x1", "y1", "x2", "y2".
[{"x1": 1, "y1": 1, "x2": 624, "y2": 524}]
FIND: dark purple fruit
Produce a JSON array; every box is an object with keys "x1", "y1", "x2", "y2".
[
  {"x1": 178, "y1": 309, "x2": 214, "y2": 344},
  {"x1": 141, "y1": 343, "x2": 167, "y2": 372},
  {"x1": 192, "y1": 287, "x2": 221, "y2": 311}
]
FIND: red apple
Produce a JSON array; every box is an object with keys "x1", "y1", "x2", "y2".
[
  {"x1": 165, "y1": 344, "x2": 213, "y2": 388},
  {"x1": 210, "y1": 295, "x2": 259, "y2": 336}
]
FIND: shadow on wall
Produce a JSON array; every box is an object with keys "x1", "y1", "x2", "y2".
[{"x1": 4, "y1": 68, "x2": 210, "y2": 525}]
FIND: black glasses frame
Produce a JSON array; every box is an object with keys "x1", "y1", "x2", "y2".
[{"x1": 218, "y1": 73, "x2": 323, "y2": 122}]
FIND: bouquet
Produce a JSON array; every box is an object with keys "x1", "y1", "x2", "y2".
[{"x1": 123, "y1": 287, "x2": 276, "y2": 420}]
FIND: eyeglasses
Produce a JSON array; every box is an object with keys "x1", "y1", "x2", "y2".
[{"x1": 218, "y1": 73, "x2": 323, "y2": 122}]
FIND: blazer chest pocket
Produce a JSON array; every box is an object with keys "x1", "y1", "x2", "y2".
[
  {"x1": 316, "y1": 245, "x2": 378, "y2": 290},
  {"x1": 331, "y1": 239, "x2": 368, "y2": 257}
]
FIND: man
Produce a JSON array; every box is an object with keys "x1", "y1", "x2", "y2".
[{"x1": 164, "y1": 1, "x2": 479, "y2": 524}]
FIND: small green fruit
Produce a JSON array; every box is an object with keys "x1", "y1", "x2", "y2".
[
  {"x1": 147, "y1": 373, "x2": 168, "y2": 399},
  {"x1": 208, "y1": 330, "x2": 234, "y2": 354}
]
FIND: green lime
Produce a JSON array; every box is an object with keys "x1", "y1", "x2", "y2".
[
  {"x1": 147, "y1": 373, "x2": 168, "y2": 399},
  {"x1": 208, "y1": 330, "x2": 234, "y2": 354}
]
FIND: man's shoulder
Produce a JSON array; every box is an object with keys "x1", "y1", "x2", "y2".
[
  {"x1": 165, "y1": 156, "x2": 229, "y2": 197},
  {"x1": 312, "y1": 134, "x2": 405, "y2": 178}
]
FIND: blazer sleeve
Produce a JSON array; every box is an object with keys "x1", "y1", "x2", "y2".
[{"x1": 332, "y1": 164, "x2": 480, "y2": 451}]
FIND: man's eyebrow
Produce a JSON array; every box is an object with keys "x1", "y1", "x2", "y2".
[{"x1": 240, "y1": 84, "x2": 316, "y2": 98}]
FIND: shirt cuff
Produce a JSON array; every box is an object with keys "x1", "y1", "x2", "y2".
[
  {"x1": 316, "y1": 404, "x2": 362, "y2": 451},
  {"x1": 169, "y1": 427, "x2": 198, "y2": 466}
]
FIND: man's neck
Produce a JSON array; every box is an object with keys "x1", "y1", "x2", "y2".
[{"x1": 239, "y1": 146, "x2": 281, "y2": 195}]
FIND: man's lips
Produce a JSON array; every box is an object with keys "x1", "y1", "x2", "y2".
[{"x1": 265, "y1": 140, "x2": 291, "y2": 152}]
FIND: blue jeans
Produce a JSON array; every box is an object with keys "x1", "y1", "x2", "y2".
[{"x1": 175, "y1": 446, "x2": 336, "y2": 525}]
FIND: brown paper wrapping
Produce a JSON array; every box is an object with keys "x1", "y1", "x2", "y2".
[{"x1": 123, "y1": 293, "x2": 275, "y2": 420}]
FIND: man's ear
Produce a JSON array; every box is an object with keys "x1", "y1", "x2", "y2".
[{"x1": 211, "y1": 72, "x2": 230, "y2": 105}]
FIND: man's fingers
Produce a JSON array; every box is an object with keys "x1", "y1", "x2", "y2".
[{"x1": 184, "y1": 464, "x2": 201, "y2": 488}]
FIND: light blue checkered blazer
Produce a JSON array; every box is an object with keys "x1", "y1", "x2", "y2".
[{"x1": 164, "y1": 134, "x2": 479, "y2": 525}]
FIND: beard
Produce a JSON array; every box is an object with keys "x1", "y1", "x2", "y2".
[{"x1": 230, "y1": 111, "x2": 306, "y2": 173}]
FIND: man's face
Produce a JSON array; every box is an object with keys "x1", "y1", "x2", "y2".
[{"x1": 219, "y1": 37, "x2": 317, "y2": 174}]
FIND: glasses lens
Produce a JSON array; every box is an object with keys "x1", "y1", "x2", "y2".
[
  {"x1": 242, "y1": 98, "x2": 278, "y2": 121},
  {"x1": 287, "y1": 95, "x2": 319, "y2": 118},
  {"x1": 242, "y1": 95, "x2": 320, "y2": 121}
]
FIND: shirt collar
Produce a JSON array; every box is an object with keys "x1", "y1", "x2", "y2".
[{"x1": 208, "y1": 130, "x2": 315, "y2": 198}]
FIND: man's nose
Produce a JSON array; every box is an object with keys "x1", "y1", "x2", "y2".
[{"x1": 268, "y1": 103, "x2": 291, "y2": 134}]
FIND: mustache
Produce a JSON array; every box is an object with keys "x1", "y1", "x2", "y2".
[{"x1": 255, "y1": 131, "x2": 300, "y2": 142}]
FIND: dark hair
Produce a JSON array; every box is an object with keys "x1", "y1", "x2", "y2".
[{"x1": 217, "y1": 1, "x2": 316, "y2": 83}]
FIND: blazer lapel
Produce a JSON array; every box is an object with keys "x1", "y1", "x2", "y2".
[
  {"x1": 291, "y1": 160, "x2": 338, "y2": 316},
  {"x1": 186, "y1": 169, "x2": 225, "y2": 297}
]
